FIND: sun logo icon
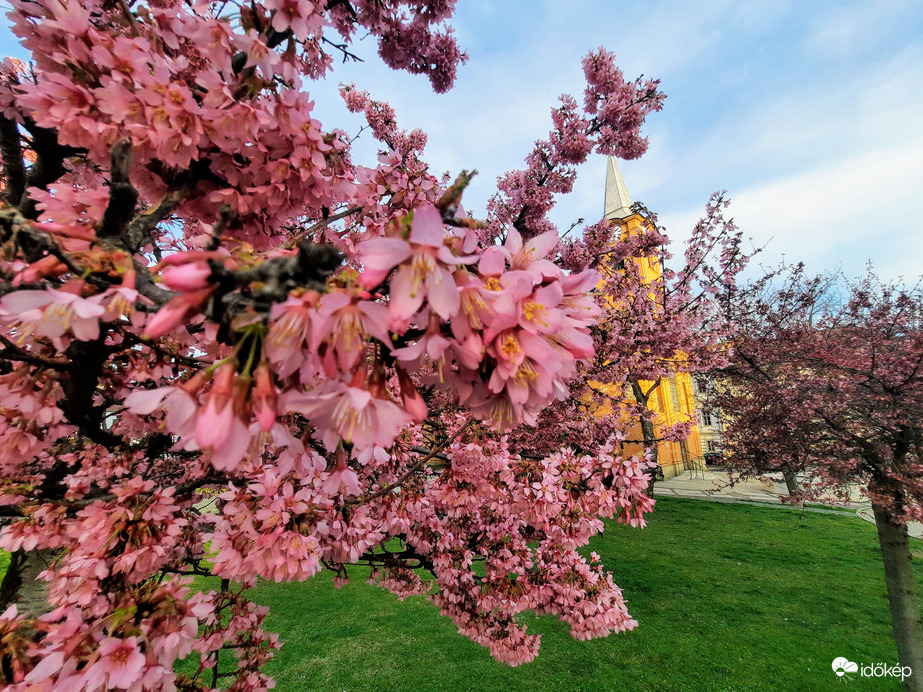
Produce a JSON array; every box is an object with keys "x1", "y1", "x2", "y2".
[{"x1": 832, "y1": 657, "x2": 859, "y2": 681}]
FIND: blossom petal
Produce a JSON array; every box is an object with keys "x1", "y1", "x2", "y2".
[
  {"x1": 426, "y1": 266, "x2": 460, "y2": 319},
  {"x1": 359, "y1": 238, "x2": 412, "y2": 288},
  {"x1": 409, "y1": 203, "x2": 444, "y2": 246}
]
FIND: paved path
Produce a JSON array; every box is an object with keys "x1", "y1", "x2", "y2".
[
  {"x1": 654, "y1": 468, "x2": 870, "y2": 511},
  {"x1": 655, "y1": 468, "x2": 923, "y2": 538}
]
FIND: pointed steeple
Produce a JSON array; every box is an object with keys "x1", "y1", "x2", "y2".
[{"x1": 604, "y1": 156, "x2": 633, "y2": 220}]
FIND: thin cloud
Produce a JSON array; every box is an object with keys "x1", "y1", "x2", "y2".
[
  {"x1": 0, "y1": 1, "x2": 920, "y2": 283},
  {"x1": 660, "y1": 139, "x2": 923, "y2": 281}
]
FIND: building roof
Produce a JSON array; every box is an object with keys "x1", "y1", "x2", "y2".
[{"x1": 604, "y1": 156, "x2": 633, "y2": 220}]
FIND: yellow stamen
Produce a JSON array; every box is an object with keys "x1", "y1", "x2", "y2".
[{"x1": 500, "y1": 334, "x2": 521, "y2": 360}]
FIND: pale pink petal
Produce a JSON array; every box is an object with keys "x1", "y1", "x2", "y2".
[
  {"x1": 162, "y1": 263, "x2": 212, "y2": 292},
  {"x1": 389, "y1": 267, "x2": 424, "y2": 320},
  {"x1": 210, "y1": 419, "x2": 252, "y2": 471},
  {"x1": 196, "y1": 400, "x2": 233, "y2": 449},
  {"x1": 70, "y1": 316, "x2": 101, "y2": 341},
  {"x1": 409, "y1": 203, "x2": 444, "y2": 246},
  {"x1": 317, "y1": 291, "x2": 350, "y2": 315},
  {"x1": 344, "y1": 386, "x2": 372, "y2": 410},
  {"x1": 529, "y1": 258, "x2": 562, "y2": 281},
  {"x1": 357, "y1": 301, "x2": 393, "y2": 343},
  {"x1": 359, "y1": 238, "x2": 411, "y2": 287},
  {"x1": 478, "y1": 247, "x2": 506, "y2": 276},
  {"x1": 25, "y1": 650, "x2": 65, "y2": 682},
  {"x1": 426, "y1": 266, "x2": 460, "y2": 319},
  {"x1": 563, "y1": 269, "x2": 601, "y2": 293},
  {"x1": 164, "y1": 390, "x2": 197, "y2": 433},
  {"x1": 124, "y1": 387, "x2": 172, "y2": 415},
  {"x1": 525, "y1": 231, "x2": 559, "y2": 260},
  {"x1": 504, "y1": 228, "x2": 524, "y2": 254},
  {"x1": 437, "y1": 245, "x2": 477, "y2": 265},
  {"x1": 0, "y1": 290, "x2": 52, "y2": 314},
  {"x1": 144, "y1": 301, "x2": 188, "y2": 339},
  {"x1": 69, "y1": 297, "x2": 106, "y2": 319},
  {"x1": 534, "y1": 282, "x2": 563, "y2": 308},
  {"x1": 390, "y1": 339, "x2": 426, "y2": 362}
]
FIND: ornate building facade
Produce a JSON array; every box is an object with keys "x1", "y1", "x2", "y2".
[{"x1": 602, "y1": 157, "x2": 704, "y2": 479}]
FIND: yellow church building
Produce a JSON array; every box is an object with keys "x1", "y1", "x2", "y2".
[{"x1": 598, "y1": 157, "x2": 704, "y2": 479}]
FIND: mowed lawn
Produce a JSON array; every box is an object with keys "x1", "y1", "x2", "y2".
[
  {"x1": 4, "y1": 498, "x2": 916, "y2": 690},
  {"x1": 206, "y1": 498, "x2": 915, "y2": 691}
]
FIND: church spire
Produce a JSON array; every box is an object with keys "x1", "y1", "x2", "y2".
[{"x1": 604, "y1": 156, "x2": 633, "y2": 220}]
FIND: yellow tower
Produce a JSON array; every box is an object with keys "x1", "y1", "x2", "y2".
[{"x1": 602, "y1": 157, "x2": 704, "y2": 479}]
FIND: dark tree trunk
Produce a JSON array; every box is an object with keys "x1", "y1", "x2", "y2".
[
  {"x1": 871, "y1": 501, "x2": 923, "y2": 692},
  {"x1": 640, "y1": 415, "x2": 659, "y2": 468},
  {"x1": 780, "y1": 464, "x2": 799, "y2": 498},
  {"x1": 0, "y1": 549, "x2": 56, "y2": 618}
]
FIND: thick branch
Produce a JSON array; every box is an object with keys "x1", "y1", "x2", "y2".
[
  {"x1": 124, "y1": 160, "x2": 207, "y2": 253},
  {"x1": 98, "y1": 138, "x2": 139, "y2": 241},
  {"x1": 19, "y1": 118, "x2": 85, "y2": 219},
  {"x1": 0, "y1": 334, "x2": 68, "y2": 370},
  {"x1": 0, "y1": 115, "x2": 25, "y2": 205}
]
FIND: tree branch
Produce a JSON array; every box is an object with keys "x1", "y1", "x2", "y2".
[
  {"x1": 349, "y1": 420, "x2": 472, "y2": 505},
  {"x1": 0, "y1": 114, "x2": 25, "y2": 206},
  {"x1": 0, "y1": 334, "x2": 68, "y2": 370},
  {"x1": 98, "y1": 138, "x2": 139, "y2": 242}
]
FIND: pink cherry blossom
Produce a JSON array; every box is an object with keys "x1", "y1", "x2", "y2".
[
  {"x1": 281, "y1": 378, "x2": 410, "y2": 452},
  {"x1": 0, "y1": 0, "x2": 675, "y2": 684},
  {"x1": 85, "y1": 636, "x2": 145, "y2": 689},
  {"x1": 359, "y1": 203, "x2": 467, "y2": 320}
]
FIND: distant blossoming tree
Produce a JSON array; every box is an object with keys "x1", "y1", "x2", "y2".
[
  {"x1": 711, "y1": 265, "x2": 923, "y2": 689},
  {"x1": 0, "y1": 0, "x2": 688, "y2": 688},
  {"x1": 508, "y1": 194, "x2": 750, "y2": 483}
]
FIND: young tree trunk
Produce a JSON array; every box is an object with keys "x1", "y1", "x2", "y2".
[
  {"x1": 631, "y1": 379, "x2": 660, "y2": 497},
  {"x1": 0, "y1": 549, "x2": 56, "y2": 618},
  {"x1": 640, "y1": 415, "x2": 659, "y2": 468},
  {"x1": 872, "y1": 501, "x2": 923, "y2": 692},
  {"x1": 780, "y1": 464, "x2": 799, "y2": 498}
]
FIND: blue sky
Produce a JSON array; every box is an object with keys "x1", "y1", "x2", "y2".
[{"x1": 2, "y1": 0, "x2": 922, "y2": 280}]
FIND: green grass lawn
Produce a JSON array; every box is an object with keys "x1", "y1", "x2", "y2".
[
  {"x1": 4, "y1": 498, "x2": 912, "y2": 690},
  {"x1": 182, "y1": 497, "x2": 912, "y2": 691}
]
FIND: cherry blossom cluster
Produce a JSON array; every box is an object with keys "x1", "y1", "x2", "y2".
[
  {"x1": 485, "y1": 48, "x2": 664, "y2": 242},
  {"x1": 0, "y1": 0, "x2": 670, "y2": 687},
  {"x1": 414, "y1": 436, "x2": 653, "y2": 665}
]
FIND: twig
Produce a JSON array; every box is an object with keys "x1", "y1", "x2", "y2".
[
  {"x1": 0, "y1": 334, "x2": 68, "y2": 370},
  {"x1": 349, "y1": 420, "x2": 472, "y2": 505},
  {"x1": 321, "y1": 35, "x2": 364, "y2": 63},
  {"x1": 285, "y1": 205, "x2": 362, "y2": 248}
]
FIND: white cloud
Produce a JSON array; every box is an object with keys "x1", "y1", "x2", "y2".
[
  {"x1": 659, "y1": 138, "x2": 923, "y2": 281},
  {"x1": 1, "y1": 0, "x2": 920, "y2": 284}
]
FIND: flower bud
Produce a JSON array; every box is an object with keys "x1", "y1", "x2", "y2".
[{"x1": 162, "y1": 262, "x2": 213, "y2": 292}]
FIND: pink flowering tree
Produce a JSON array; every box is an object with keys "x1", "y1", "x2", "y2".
[
  {"x1": 509, "y1": 194, "x2": 751, "y2": 483},
  {"x1": 710, "y1": 265, "x2": 923, "y2": 688},
  {"x1": 0, "y1": 0, "x2": 674, "y2": 688}
]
